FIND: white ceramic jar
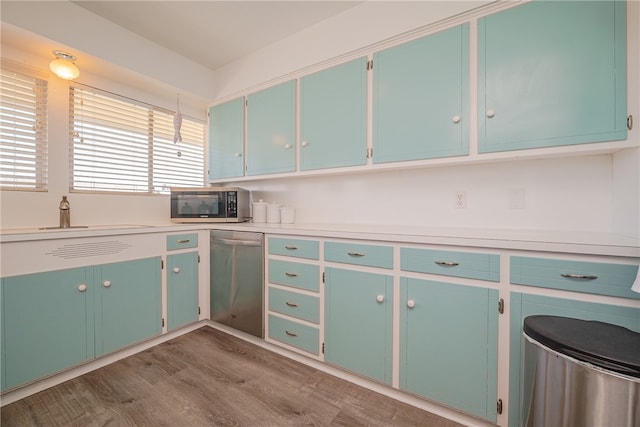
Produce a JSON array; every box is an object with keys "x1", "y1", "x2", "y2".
[
  {"x1": 280, "y1": 206, "x2": 295, "y2": 224},
  {"x1": 266, "y1": 203, "x2": 281, "y2": 223},
  {"x1": 252, "y1": 199, "x2": 267, "y2": 223}
]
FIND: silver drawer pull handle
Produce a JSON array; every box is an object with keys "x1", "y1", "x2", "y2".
[
  {"x1": 285, "y1": 272, "x2": 299, "y2": 277},
  {"x1": 177, "y1": 239, "x2": 190, "y2": 243},
  {"x1": 561, "y1": 273, "x2": 598, "y2": 280},
  {"x1": 285, "y1": 330, "x2": 298, "y2": 337},
  {"x1": 347, "y1": 252, "x2": 365, "y2": 257},
  {"x1": 435, "y1": 261, "x2": 459, "y2": 267},
  {"x1": 285, "y1": 301, "x2": 299, "y2": 308},
  {"x1": 284, "y1": 245, "x2": 298, "y2": 250}
]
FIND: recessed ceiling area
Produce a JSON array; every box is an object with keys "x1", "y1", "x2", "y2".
[{"x1": 71, "y1": 1, "x2": 363, "y2": 72}]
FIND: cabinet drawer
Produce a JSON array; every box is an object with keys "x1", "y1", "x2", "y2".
[
  {"x1": 167, "y1": 233, "x2": 198, "y2": 250},
  {"x1": 401, "y1": 248, "x2": 500, "y2": 282},
  {"x1": 324, "y1": 241, "x2": 393, "y2": 269},
  {"x1": 268, "y1": 237, "x2": 319, "y2": 260},
  {"x1": 268, "y1": 259, "x2": 319, "y2": 292},
  {"x1": 268, "y1": 314, "x2": 319, "y2": 355},
  {"x1": 510, "y1": 256, "x2": 640, "y2": 299},
  {"x1": 268, "y1": 287, "x2": 319, "y2": 324}
]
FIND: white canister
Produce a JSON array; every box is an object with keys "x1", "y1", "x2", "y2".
[
  {"x1": 266, "y1": 203, "x2": 281, "y2": 223},
  {"x1": 280, "y1": 206, "x2": 295, "y2": 224},
  {"x1": 252, "y1": 199, "x2": 267, "y2": 223}
]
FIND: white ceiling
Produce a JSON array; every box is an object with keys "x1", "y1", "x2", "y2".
[{"x1": 71, "y1": 1, "x2": 363, "y2": 72}]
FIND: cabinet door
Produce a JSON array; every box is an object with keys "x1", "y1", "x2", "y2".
[
  {"x1": 300, "y1": 57, "x2": 367, "y2": 170},
  {"x1": 478, "y1": 1, "x2": 627, "y2": 152},
  {"x1": 1, "y1": 267, "x2": 94, "y2": 391},
  {"x1": 95, "y1": 257, "x2": 161, "y2": 356},
  {"x1": 167, "y1": 251, "x2": 199, "y2": 330},
  {"x1": 400, "y1": 278, "x2": 498, "y2": 422},
  {"x1": 208, "y1": 97, "x2": 245, "y2": 180},
  {"x1": 373, "y1": 24, "x2": 469, "y2": 163},
  {"x1": 324, "y1": 267, "x2": 393, "y2": 384},
  {"x1": 246, "y1": 80, "x2": 296, "y2": 175},
  {"x1": 509, "y1": 292, "x2": 640, "y2": 427}
]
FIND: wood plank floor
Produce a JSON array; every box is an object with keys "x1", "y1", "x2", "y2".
[{"x1": 1, "y1": 327, "x2": 465, "y2": 426}]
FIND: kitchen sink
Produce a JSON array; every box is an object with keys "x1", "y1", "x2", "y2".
[
  {"x1": 37, "y1": 224, "x2": 155, "y2": 231},
  {"x1": 38, "y1": 225, "x2": 90, "y2": 230},
  {"x1": 1, "y1": 224, "x2": 159, "y2": 236}
]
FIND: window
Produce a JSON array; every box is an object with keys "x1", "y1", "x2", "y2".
[
  {"x1": 70, "y1": 86, "x2": 204, "y2": 194},
  {"x1": 0, "y1": 64, "x2": 48, "y2": 190}
]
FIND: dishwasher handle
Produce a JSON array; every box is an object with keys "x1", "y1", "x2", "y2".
[{"x1": 212, "y1": 237, "x2": 263, "y2": 247}]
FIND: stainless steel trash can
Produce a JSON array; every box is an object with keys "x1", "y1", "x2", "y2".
[{"x1": 522, "y1": 315, "x2": 640, "y2": 427}]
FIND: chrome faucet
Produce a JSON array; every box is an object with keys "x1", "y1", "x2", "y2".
[{"x1": 59, "y1": 195, "x2": 70, "y2": 228}]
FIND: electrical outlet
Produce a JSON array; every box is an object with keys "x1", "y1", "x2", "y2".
[{"x1": 455, "y1": 190, "x2": 466, "y2": 209}]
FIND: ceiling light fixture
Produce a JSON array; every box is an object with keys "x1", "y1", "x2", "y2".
[{"x1": 49, "y1": 50, "x2": 80, "y2": 80}]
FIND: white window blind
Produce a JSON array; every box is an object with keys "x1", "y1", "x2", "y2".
[
  {"x1": 70, "y1": 86, "x2": 204, "y2": 194},
  {"x1": 0, "y1": 66, "x2": 48, "y2": 190}
]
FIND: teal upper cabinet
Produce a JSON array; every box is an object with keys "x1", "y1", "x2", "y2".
[
  {"x1": 300, "y1": 57, "x2": 367, "y2": 171},
  {"x1": 208, "y1": 97, "x2": 245, "y2": 180},
  {"x1": 478, "y1": 1, "x2": 627, "y2": 153},
  {"x1": 246, "y1": 80, "x2": 296, "y2": 175},
  {"x1": 373, "y1": 24, "x2": 470, "y2": 163}
]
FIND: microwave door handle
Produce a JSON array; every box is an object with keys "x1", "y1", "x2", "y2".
[{"x1": 214, "y1": 238, "x2": 262, "y2": 247}]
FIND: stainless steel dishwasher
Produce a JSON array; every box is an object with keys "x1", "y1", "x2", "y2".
[{"x1": 210, "y1": 230, "x2": 264, "y2": 337}]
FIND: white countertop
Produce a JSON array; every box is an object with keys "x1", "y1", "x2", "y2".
[{"x1": 2, "y1": 222, "x2": 638, "y2": 257}]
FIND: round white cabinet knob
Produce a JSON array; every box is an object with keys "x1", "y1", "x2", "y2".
[
  {"x1": 376, "y1": 295, "x2": 385, "y2": 303},
  {"x1": 407, "y1": 299, "x2": 416, "y2": 309},
  {"x1": 234, "y1": 152, "x2": 242, "y2": 157},
  {"x1": 452, "y1": 115, "x2": 461, "y2": 124},
  {"x1": 77, "y1": 284, "x2": 87, "y2": 292},
  {"x1": 102, "y1": 280, "x2": 112, "y2": 288},
  {"x1": 486, "y1": 109, "x2": 495, "y2": 118},
  {"x1": 301, "y1": 140, "x2": 309, "y2": 147},
  {"x1": 173, "y1": 267, "x2": 181, "y2": 274},
  {"x1": 284, "y1": 144, "x2": 292, "y2": 150}
]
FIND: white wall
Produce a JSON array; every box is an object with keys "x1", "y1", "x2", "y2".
[
  {"x1": 0, "y1": 0, "x2": 216, "y2": 105},
  {"x1": 212, "y1": 1, "x2": 493, "y2": 99},
  {"x1": 229, "y1": 154, "x2": 616, "y2": 233}
]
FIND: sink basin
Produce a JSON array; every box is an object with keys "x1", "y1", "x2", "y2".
[
  {"x1": 38, "y1": 225, "x2": 89, "y2": 230},
  {"x1": 1, "y1": 224, "x2": 158, "y2": 236},
  {"x1": 35, "y1": 224, "x2": 155, "y2": 231}
]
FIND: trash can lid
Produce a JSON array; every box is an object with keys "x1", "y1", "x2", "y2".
[{"x1": 523, "y1": 315, "x2": 640, "y2": 378}]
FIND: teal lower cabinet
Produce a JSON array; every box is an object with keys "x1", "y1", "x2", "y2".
[
  {"x1": 96, "y1": 257, "x2": 162, "y2": 355},
  {"x1": 1, "y1": 256, "x2": 162, "y2": 392},
  {"x1": 400, "y1": 277, "x2": 499, "y2": 422},
  {"x1": 268, "y1": 314, "x2": 320, "y2": 355},
  {"x1": 509, "y1": 292, "x2": 640, "y2": 427},
  {"x1": 324, "y1": 267, "x2": 393, "y2": 384},
  {"x1": 1, "y1": 267, "x2": 94, "y2": 391},
  {"x1": 167, "y1": 251, "x2": 199, "y2": 330}
]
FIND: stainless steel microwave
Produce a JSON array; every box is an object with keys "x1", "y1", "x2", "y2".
[{"x1": 170, "y1": 187, "x2": 250, "y2": 223}]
